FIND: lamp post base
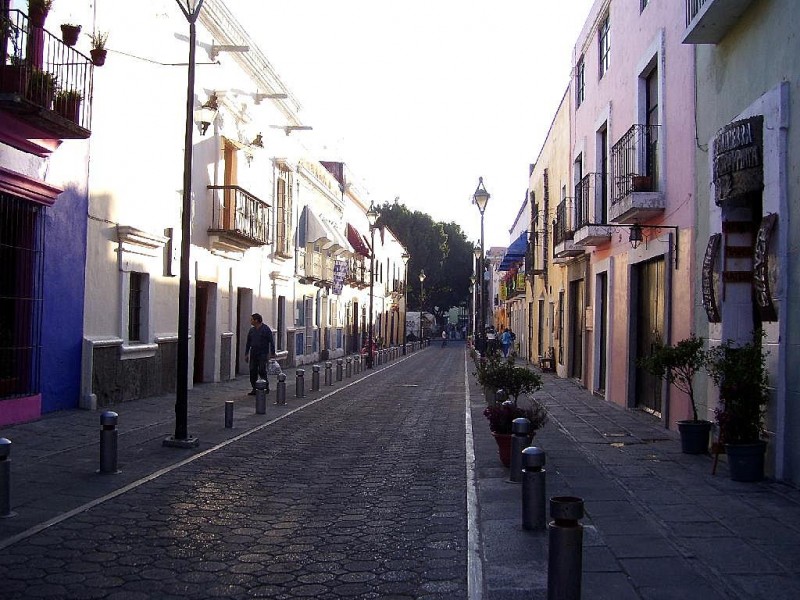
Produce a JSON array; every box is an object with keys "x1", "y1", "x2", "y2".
[{"x1": 163, "y1": 436, "x2": 199, "y2": 449}]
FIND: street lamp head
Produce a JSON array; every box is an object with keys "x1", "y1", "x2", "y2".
[
  {"x1": 366, "y1": 200, "x2": 379, "y2": 228},
  {"x1": 470, "y1": 275, "x2": 475, "y2": 285},
  {"x1": 196, "y1": 93, "x2": 218, "y2": 136},
  {"x1": 473, "y1": 245, "x2": 482, "y2": 260},
  {"x1": 473, "y1": 176, "x2": 490, "y2": 215},
  {"x1": 629, "y1": 223, "x2": 644, "y2": 249},
  {"x1": 401, "y1": 251, "x2": 410, "y2": 265},
  {"x1": 419, "y1": 269, "x2": 426, "y2": 283}
]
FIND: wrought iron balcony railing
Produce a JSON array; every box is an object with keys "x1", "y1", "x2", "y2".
[
  {"x1": 208, "y1": 185, "x2": 270, "y2": 247},
  {"x1": 610, "y1": 124, "x2": 660, "y2": 205},
  {"x1": 575, "y1": 173, "x2": 603, "y2": 228},
  {"x1": 553, "y1": 199, "x2": 573, "y2": 246},
  {"x1": 0, "y1": 10, "x2": 93, "y2": 139}
]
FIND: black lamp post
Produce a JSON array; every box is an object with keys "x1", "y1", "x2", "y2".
[
  {"x1": 165, "y1": 0, "x2": 205, "y2": 448},
  {"x1": 401, "y1": 251, "x2": 409, "y2": 354},
  {"x1": 366, "y1": 201, "x2": 378, "y2": 368},
  {"x1": 418, "y1": 269, "x2": 426, "y2": 339},
  {"x1": 473, "y1": 177, "x2": 490, "y2": 355}
]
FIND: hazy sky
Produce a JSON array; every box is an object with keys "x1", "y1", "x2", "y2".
[{"x1": 234, "y1": 0, "x2": 596, "y2": 249}]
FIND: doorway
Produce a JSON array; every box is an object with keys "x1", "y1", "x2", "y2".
[
  {"x1": 634, "y1": 257, "x2": 666, "y2": 414},
  {"x1": 569, "y1": 279, "x2": 584, "y2": 379}
]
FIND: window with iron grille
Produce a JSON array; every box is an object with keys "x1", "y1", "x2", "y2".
[
  {"x1": 128, "y1": 272, "x2": 143, "y2": 341},
  {"x1": 575, "y1": 55, "x2": 585, "y2": 106},
  {"x1": 0, "y1": 194, "x2": 44, "y2": 399},
  {"x1": 598, "y1": 14, "x2": 610, "y2": 78}
]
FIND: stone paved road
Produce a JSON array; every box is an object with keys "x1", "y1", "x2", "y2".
[{"x1": 0, "y1": 347, "x2": 468, "y2": 599}]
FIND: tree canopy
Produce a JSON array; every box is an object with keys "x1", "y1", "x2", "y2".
[{"x1": 376, "y1": 199, "x2": 474, "y2": 325}]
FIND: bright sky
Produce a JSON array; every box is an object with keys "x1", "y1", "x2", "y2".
[{"x1": 235, "y1": 0, "x2": 596, "y2": 249}]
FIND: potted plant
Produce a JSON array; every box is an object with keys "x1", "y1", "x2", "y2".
[
  {"x1": 27, "y1": 0, "x2": 53, "y2": 28},
  {"x1": 54, "y1": 88, "x2": 82, "y2": 122},
  {"x1": 1, "y1": 20, "x2": 28, "y2": 94},
  {"x1": 26, "y1": 67, "x2": 56, "y2": 107},
  {"x1": 638, "y1": 336, "x2": 711, "y2": 454},
  {"x1": 89, "y1": 30, "x2": 108, "y2": 66},
  {"x1": 706, "y1": 332, "x2": 770, "y2": 482},
  {"x1": 632, "y1": 174, "x2": 653, "y2": 192},
  {"x1": 60, "y1": 23, "x2": 81, "y2": 47},
  {"x1": 484, "y1": 398, "x2": 547, "y2": 467}
]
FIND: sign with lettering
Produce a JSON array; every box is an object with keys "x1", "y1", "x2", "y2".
[
  {"x1": 713, "y1": 116, "x2": 763, "y2": 206},
  {"x1": 753, "y1": 213, "x2": 778, "y2": 322},
  {"x1": 702, "y1": 234, "x2": 722, "y2": 323}
]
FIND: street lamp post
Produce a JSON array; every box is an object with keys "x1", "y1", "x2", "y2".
[
  {"x1": 469, "y1": 274, "x2": 476, "y2": 339},
  {"x1": 418, "y1": 269, "x2": 426, "y2": 339},
  {"x1": 401, "y1": 251, "x2": 410, "y2": 355},
  {"x1": 366, "y1": 201, "x2": 378, "y2": 368},
  {"x1": 165, "y1": 0, "x2": 205, "y2": 448},
  {"x1": 473, "y1": 177, "x2": 490, "y2": 355}
]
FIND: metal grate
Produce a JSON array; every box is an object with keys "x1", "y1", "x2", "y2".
[{"x1": 0, "y1": 193, "x2": 44, "y2": 399}]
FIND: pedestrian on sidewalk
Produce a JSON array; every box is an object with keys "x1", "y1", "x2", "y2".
[
  {"x1": 245, "y1": 313, "x2": 275, "y2": 395},
  {"x1": 500, "y1": 327, "x2": 512, "y2": 357}
]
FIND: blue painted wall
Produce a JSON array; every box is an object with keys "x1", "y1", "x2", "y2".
[{"x1": 41, "y1": 187, "x2": 87, "y2": 413}]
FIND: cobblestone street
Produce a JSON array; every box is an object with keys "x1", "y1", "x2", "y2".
[{"x1": 0, "y1": 348, "x2": 468, "y2": 599}]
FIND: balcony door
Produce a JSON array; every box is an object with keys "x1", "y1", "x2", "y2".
[
  {"x1": 223, "y1": 140, "x2": 238, "y2": 230},
  {"x1": 645, "y1": 66, "x2": 659, "y2": 182},
  {"x1": 634, "y1": 257, "x2": 665, "y2": 415}
]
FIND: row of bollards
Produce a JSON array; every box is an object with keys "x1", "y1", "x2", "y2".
[
  {"x1": 509, "y1": 417, "x2": 585, "y2": 600},
  {"x1": 0, "y1": 342, "x2": 431, "y2": 519}
]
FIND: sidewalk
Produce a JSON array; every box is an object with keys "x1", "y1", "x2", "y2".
[
  {"x1": 471, "y1": 366, "x2": 800, "y2": 600},
  {"x1": 0, "y1": 348, "x2": 798, "y2": 600}
]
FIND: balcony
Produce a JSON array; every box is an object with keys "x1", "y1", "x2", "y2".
[
  {"x1": 207, "y1": 185, "x2": 270, "y2": 254},
  {"x1": 682, "y1": 0, "x2": 757, "y2": 44},
  {"x1": 0, "y1": 10, "x2": 93, "y2": 156},
  {"x1": 573, "y1": 173, "x2": 611, "y2": 247},
  {"x1": 553, "y1": 198, "x2": 585, "y2": 259},
  {"x1": 609, "y1": 124, "x2": 664, "y2": 224},
  {"x1": 302, "y1": 251, "x2": 335, "y2": 285}
]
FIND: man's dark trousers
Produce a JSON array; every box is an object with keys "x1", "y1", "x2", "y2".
[{"x1": 249, "y1": 354, "x2": 269, "y2": 392}]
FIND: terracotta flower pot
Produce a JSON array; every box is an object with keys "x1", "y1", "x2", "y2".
[
  {"x1": 61, "y1": 24, "x2": 81, "y2": 47},
  {"x1": 90, "y1": 48, "x2": 107, "y2": 67}
]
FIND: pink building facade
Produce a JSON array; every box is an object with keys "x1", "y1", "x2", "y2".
[{"x1": 566, "y1": 0, "x2": 696, "y2": 427}]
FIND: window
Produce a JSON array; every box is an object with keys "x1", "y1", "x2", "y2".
[
  {"x1": 575, "y1": 55, "x2": 585, "y2": 106},
  {"x1": 277, "y1": 295, "x2": 285, "y2": 351},
  {"x1": 275, "y1": 167, "x2": 292, "y2": 256},
  {"x1": 598, "y1": 14, "x2": 610, "y2": 78},
  {"x1": 128, "y1": 272, "x2": 144, "y2": 341},
  {"x1": 640, "y1": 0, "x2": 649, "y2": 11}
]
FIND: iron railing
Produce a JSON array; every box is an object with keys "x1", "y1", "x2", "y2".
[
  {"x1": 575, "y1": 173, "x2": 604, "y2": 228},
  {"x1": 0, "y1": 10, "x2": 93, "y2": 133},
  {"x1": 553, "y1": 198, "x2": 573, "y2": 246},
  {"x1": 685, "y1": 0, "x2": 708, "y2": 26},
  {"x1": 610, "y1": 124, "x2": 660, "y2": 205},
  {"x1": 208, "y1": 185, "x2": 270, "y2": 245}
]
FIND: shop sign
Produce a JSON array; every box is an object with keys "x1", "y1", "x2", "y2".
[
  {"x1": 754, "y1": 213, "x2": 778, "y2": 322},
  {"x1": 713, "y1": 116, "x2": 763, "y2": 206},
  {"x1": 702, "y1": 234, "x2": 721, "y2": 323}
]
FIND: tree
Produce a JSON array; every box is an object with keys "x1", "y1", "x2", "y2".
[{"x1": 376, "y1": 200, "x2": 473, "y2": 323}]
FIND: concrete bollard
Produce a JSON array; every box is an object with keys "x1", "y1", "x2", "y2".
[
  {"x1": 99, "y1": 411, "x2": 119, "y2": 474},
  {"x1": 345, "y1": 357, "x2": 352, "y2": 378},
  {"x1": 522, "y1": 447, "x2": 546, "y2": 531},
  {"x1": 276, "y1": 372, "x2": 287, "y2": 405},
  {"x1": 547, "y1": 496, "x2": 584, "y2": 600},
  {"x1": 336, "y1": 358, "x2": 343, "y2": 382},
  {"x1": 255, "y1": 377, "x2": 267, "y2": 414},
  {"x1": 295, "y1": 369, "x2": 305, "y2": 398},
  {"x1": 224, "y1": 400, "x2": 234, "y2": 428},
  {"x1": 355, "y1": 355, "x2": 361, "y2": 374},
  {"x1": 325, "y1": 361, "x2": 333, "y2": 386},
  {"x1": 0, "y1": 438, "x2": 13, "y2": 518},
  {"x1": 509, "y1": 418, "x2": 531, "y2": 483},
  {"x1": 312, "y1": 365, "x2": 321, "y2": 391}
]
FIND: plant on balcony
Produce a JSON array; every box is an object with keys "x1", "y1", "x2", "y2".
[
  {"x1": 26, "y1": 67, "x2": 56, "y2": 107},
  {"x1": 54, "y1": 88, "x2": 82, "y2": 122},
  {"x1": 89, "y1": 30, "x2": 108, "y2": 66},
  {"x1": 0, "y1": 21, "x2": 27, "y2": 94},
  {"x1": 27, "y1": 0, "x2": 53, "y2": 28},
  {"x1": 60, "y1": 23, "x2": 81, "y2": 46}
]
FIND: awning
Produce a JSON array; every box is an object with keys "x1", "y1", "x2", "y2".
[
  {"x1": 299, "y1": 206, "x2": 332, "y2": 248},
  {"x1": 498, "y1": 231, "x2": 528, "y2": 271},
  {"x1": 320, "y1": 216, "x2": 354, "y2": 256},
  {"x1": 346, "y1": 223, "x2": 371, "y2": 258}
]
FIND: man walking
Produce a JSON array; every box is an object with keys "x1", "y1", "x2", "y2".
[{"x1": 245, "y1": 313, "x2": 275, "y2": 395}]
